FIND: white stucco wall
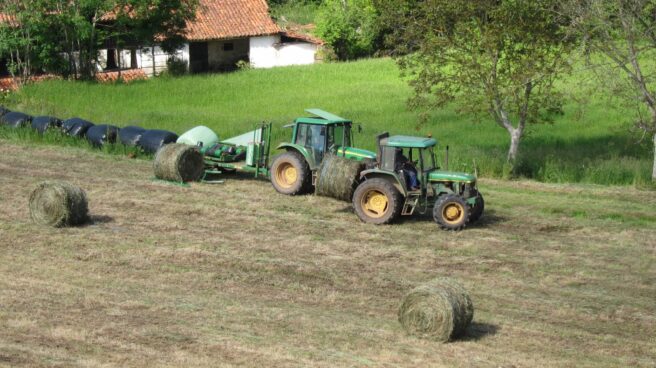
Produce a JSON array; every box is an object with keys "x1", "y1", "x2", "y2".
[
  {"x1": 249, "y1": 35, "x2": 281, "y2": 68},
  {"x1": 276, "y1": 42, "x2": 318, "y2": 66},
  {"x1": 249, "y1": 36, "x2": 319, "y2": 68},
  {"x1": 208, "y1": 38, "x2": 249, "y2": 70}
]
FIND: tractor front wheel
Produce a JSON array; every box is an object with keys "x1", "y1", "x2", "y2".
[
  {"x1": 270, "y1": 151, "x2": 311, "y2": 195},
  {"x1": 433, "y1": 194, "x2": 470, "y2": 230},
  {"x1": 352, "y1": 178, "x2": 402, "y2": 225},
  {"x1": 469, "y1": 194, "x2": 484, "y2": 222}
]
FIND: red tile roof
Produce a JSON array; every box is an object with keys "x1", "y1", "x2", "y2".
[
  {"x1": 186, "y1": 0, "x2": 280, "y2": 41},
  {"x1": 0, "y1": 13, "x2": 16, "y2": 25}
]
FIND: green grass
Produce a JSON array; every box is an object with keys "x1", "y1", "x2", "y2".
[{"x1": 3, "y1": 57, "x2": 654, "y2": 186}]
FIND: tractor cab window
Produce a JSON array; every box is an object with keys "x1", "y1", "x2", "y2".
[
  {"x1": 421, "y1": 147, "x2": 436, "y2": 171},
  {"x1": 295, "y1": 124, "x2": 326, "y2": 163},
  {"x1": 327, "y1": 124, "x2": 351, "y2": 151},
  {"x1": 380, "y1": 146, "x2": 397, "y2": 172}
]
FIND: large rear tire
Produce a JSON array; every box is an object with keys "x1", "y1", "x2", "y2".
[
  {"x1": 270, "y1": 151, "x2": 311, "y2": 195},
  {"x1": 469, "y1": 194, "x2": 484, "y2": 222},
  {"x1": 352, "y1": 178, "x2": 402, "y2": 225},
  {"x1": 433, "y1": 194, "x2": 470, "y2": 230}
]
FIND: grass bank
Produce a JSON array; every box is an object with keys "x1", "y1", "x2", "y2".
[{"x1": 4, "y1": 58, "x2": 653, "y2": 185}]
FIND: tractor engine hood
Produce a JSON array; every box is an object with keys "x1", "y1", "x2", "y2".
[
  {"x1": 429, "y1": 171, "x2": 477, "y2": 183},
  {"x1": 338, "y1": 146, "x2": 376, "y2": 160}
]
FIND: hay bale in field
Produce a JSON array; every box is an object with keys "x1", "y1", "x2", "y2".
[
  {"x1": 118, "y1": 125, "x2": 146, "y2": 146},
  {"x1": 398, "y1": 277, "x2": 474, "y2": 342},
  {"x1": 1, "y1": 111, "x2": 32, "y2": 128},
  {"x1": 153, "y1": 143, "x2": 204, "y2": 182},
  {"x1": 86, "y1": 124, "x2": 119, "y2": 147},
  {"x1": 315, "y1": 154, "x2": 366, "y2": 201},
  {"x1": 62, "y1": 118, "x2": 94, "y2": 137},
  {"x1": 31, "y1": 116, "x2": 62, "y2": 134},
  {"x1": 28, "y1": 181, "x2": 89, "y2": 227},
  {"x1": 138, "y1": 129, "x2": 178, "y2": 153}
]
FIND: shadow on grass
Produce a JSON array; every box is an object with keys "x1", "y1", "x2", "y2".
[
  {"x1": 87, "y1": 215, "x2": 114, "y2": 225},
  {"x1": 460, "y1": 322, "x2": 499, "y2": 342}
]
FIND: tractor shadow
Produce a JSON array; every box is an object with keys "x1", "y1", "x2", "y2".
[{"x1": 394, "y1": 208, "x2": 507, "y2": 227}]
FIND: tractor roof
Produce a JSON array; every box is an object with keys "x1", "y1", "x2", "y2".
[
  {"x1": 294, "y1": 109, "x2": 352, "y2": 125},
  {"x1": 382, "y1": 135, "x2": 437, "y2": 148}
]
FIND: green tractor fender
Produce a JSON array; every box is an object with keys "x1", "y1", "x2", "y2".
[
  {"x1": 275, "y1": 143, "x2": 318, "y2": 170},
  {"x1": 360, "y1": 169, "x2": 408, "y2": 197}
]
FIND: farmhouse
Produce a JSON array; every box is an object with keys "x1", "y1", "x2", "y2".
[{"x1": 101, "y1": 0, "x2": 323, "y2": 76}]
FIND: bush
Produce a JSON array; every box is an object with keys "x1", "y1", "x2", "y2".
[
  {"x1": 166, "y1": 57, "x2": 188, "y2": 76},
  {"x1": 315, "y1": 0, "x2": 381, "y2": 60}
]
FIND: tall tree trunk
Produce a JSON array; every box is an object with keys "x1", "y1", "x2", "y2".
[{"x1": 508, "y1": 128, "x2": 522, "y2": 162}]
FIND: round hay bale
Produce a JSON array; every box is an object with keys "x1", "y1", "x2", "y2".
[
  {"x1": 28, "y1": 181, "x2": 89, "y2": 227},
  {"x1": 153, "y1": 143, "x2": 205, "y2": 182},
  {"x1": 118, "y1": 125, "x2": 146, "y2": 146},
  {"x1": 1, "y1": 111, "x2": 32, "y2": 128},
  {"x1": 31, "y1": 116, "x2": 62, "y2": 134},
  {"x1": 315, "y1": 154, "x2": 366, "y2": 202},
  {"x1": 138, "y1": 129, "x2": 179, "y2": 153},
  {"x1": 398, "y1": 278, "x2": 474, "y2": 342}
]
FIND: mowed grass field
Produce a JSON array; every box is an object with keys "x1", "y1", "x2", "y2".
[
  {"x1": 5, "y1": 57, "x2": 654, "y2": 185},
  {"x1": 0, "y1": 139, "x2": 654, "y2": 367}
]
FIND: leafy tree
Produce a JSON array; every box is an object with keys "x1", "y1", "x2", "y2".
[
  {"x1": 567, "y1": 0, "x2": 656, "y2": 181},
  {"x1": 377, "y1": 0, "x2": 574, "y2": 163},
  {"x1": 0, "y1": 0, "x2": 197, "y2": 80},
  {"x1": 315, "y1": 0, "x2": 381, "y2": 60}
]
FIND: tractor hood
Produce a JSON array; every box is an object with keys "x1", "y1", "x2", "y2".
[
  {"x1": 338, "y1": 146, "x2": 376, "y2": 160},
  {"x1": 429, "y1": 170, "x2": 477, "y2": 183}
]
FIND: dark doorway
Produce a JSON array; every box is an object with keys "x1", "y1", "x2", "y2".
[{"x1": 189, "y1": 42, "x2": 209, "y2": 73}]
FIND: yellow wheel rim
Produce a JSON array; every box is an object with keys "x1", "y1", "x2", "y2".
[
  {"x1": 361, "y1": 190, "x2": 389, "y2": 218},
  {"x1": 275, "y1": 163, "x2": 298, "y2": 188},
  {"x1": 442, "y1": 202, "x2": 465, "y2": 225}
]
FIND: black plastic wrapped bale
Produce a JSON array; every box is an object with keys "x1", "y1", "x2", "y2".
[
  {"x1": 31, "y1": 116, "x2": 62, "y2": 134},
  {"x1": 1, "y1": 111, "x2": 33, "y2": 128},
  {"x1": 0, "y1": 106, "x2": 9, "y2": 117},
  {"x1": 86, "y1": 124, "x2": 120, "y2": 147},
  {"x1": 153, "y1": 143, "x2": 205, "y2": 182},
  {"x1": 62, "y1": 118, "x2": 94, "y2": 137},
  {"x1": 315, "y1": 154, "x2": 367, "y2": 202},
  {"x1": 138, "y1": 129, "x2": 179, "y2": 154},
  {"x1": 398, "y1": 278, "x2": 474, "y2": 342},
  {"x1": 118, "y1": 125, "x2": 146, "y2": 146},
  {"x1": 28, "y1": 181, "x2": 89, "y2": 227}
]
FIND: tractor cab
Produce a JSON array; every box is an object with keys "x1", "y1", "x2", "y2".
[
  {"x1": 284, "y1": 109, "x2": 374, "y2": 170},
  {"x1": 352, "y1": 132, "x2": 484, "y2": 230},
  {"x1": 271, "y1": 109, "x2": 376, "y2": 196}
]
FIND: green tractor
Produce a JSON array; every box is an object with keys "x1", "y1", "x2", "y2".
[
  {"x1": 269, "y1": 109, "x2": 375, "y2": 195},
  {"x1": 351, "y1": 133, "x2": 484, "y2": 230}
]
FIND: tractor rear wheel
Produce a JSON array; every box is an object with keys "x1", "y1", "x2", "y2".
[
  {"x1": 270, "y1": 151, "x2": 311, "y2": 195},
  {"x1": 433, "y1": 194, "x2": 470, "y2": 230},
  {"x1": 469, "y1": 194, "x2": 484, "y2": 222},
  {"x1": 352, "y1": 178, "x2": 402, "y2": 225}
]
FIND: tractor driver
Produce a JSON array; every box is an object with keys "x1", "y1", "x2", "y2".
[{"x1": 395, "y1": 148, "x2": 420, "y2": 191}]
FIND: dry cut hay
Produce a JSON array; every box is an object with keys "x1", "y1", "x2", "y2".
[
  {"x1": 153, "y1": 143, "x2": 205, "y2": 182},
  {"x1": 398, "y1": 277, "x2": 474, "y2": 342},
  {"x1": 29, "y1": 181, "x2": 89, "y2": 227},
  {"x1": 316, "y1": 154, "x2": 366, "y2": 201}
]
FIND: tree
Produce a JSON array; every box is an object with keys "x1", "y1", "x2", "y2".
[
  {"x1": 568, "y1": 0, "x2": 656, "y2": 181},
  {"x1": 0, "y1": 0, "x2": 198, "y2": 80},
  {"x1": 377, "y1": 0, "x2": 573, "y2": 163}
]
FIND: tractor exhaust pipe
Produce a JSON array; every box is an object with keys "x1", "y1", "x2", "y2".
[{"x1": 445, "y1": 145, "x2": 449, "y2": 171}]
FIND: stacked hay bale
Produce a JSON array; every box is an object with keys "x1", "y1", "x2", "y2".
[
  {"x1": 315, "y1": 154, "x2": 367, "y2": 201},
  {"x1": 29, "y1": 181, "x2": 89, "y2": 227},
  {"x1": 153, "y1": 143, "x2": 205, "y2": 182},
  {"x1": 398, "y1": 278, "x2": 474, "y2": 342}
]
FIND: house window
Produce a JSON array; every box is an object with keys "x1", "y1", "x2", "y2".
[{"x1": 223, "y1": 43, "x2": 234, "y2": 51}]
